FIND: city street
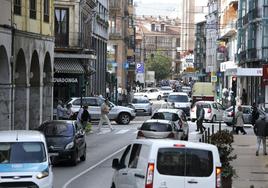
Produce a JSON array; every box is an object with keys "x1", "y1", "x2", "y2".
[{"x1": 52, "y1": 100, "x2": 255, "y2": 188}]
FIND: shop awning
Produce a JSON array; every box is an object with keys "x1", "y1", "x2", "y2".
[{"x1": 54, "y1": 58, "x2": 85, "y2": 74}]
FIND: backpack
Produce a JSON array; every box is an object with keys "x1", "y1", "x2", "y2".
[{"x1": 81, "y1": 109, "x2": 90, "y2": 122}]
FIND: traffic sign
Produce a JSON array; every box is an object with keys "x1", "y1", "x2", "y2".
[{"x1": 136, "y1": 62, "x2": 144, "y2": 73}]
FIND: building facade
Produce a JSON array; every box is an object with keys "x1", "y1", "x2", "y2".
[
  {"x1": 108, "y1": 0, "x2": 135, "y2": 96},
  {"x1": 54, "y1": 0, "x2": 99, "y2": 104},
  {"x1": 0, "y1": 0, "x2": 54, "y2": 130},
  {"x1": 135, "y1": 16, "x2": 181, "y2": 82},
  {"x1": 236, "y1": 0, "x2": 266, "y2": 105}
]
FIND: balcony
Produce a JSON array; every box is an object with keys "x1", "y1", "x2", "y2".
[
  {"x1": 109, "y1": 0, "x2": 121, "y2": 11},
  {"x1": 248, "y1": 48, "x2": 257, "y2": 59},
  {"x1": 240, "y1": 50, "x2": 247, "y2": 61},
  {"x1": 219, "y1": 21, "x2": 237, "y2": 40},
  {"x1": 55, "y1": 33, "x2": 69, "y2": 47},
  {"x1": 109, "y1": 27, "x2": 123, "y2": 40}
]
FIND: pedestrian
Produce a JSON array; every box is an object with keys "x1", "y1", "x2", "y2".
[
  {"x1": 196, "y1": 104, "x2": 206, "y2": 134},
  {"x1": 56, "y1": 100, "x2": 66, "y2": 120},
  {"x1": 98, "y1": 98, "x2": 113, "y2": 132},
  {"x1": 251, "y1": 103, "x2": 259, "y2": 127},
  {"x1": 63, "y1": 103, "x2": 73, "y2": 120},
  {"x1": 254, "y1": 115, "x2": 267, "y2": 156},
  {"x1": 235, "y1": 106, "x2": 247, "y2": 135},
  {"x1": 241, "y1": 88, "x2": 247, "y2": 105},
  {"x1": 78, "y1": 105, "x2": 90, "y2": 129}
]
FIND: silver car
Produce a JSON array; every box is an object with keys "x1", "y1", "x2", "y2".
[
  {"x1": 137, "y1": 119, "x2": 183, "y2": 140},
  {"x1": 222, "y1": 105, "x2": 252, "y2": 126},
  {"x1": 151, "y1": 108, "x2": 189, "y2": 140},
  {"x1": 128, "y1": 96, "x2": 153, "y2": 116},
  {"x1": 67, "y1": 97, "x2": 136, "y2": 124}
]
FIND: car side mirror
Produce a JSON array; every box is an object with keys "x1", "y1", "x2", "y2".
[{"x1": 112, "y1": 158, "x2": 121, "y2": 170}]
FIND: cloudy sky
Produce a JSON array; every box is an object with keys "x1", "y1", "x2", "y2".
[{"x1": 134, "y1": 0, "x2": 182, "y2": 18}]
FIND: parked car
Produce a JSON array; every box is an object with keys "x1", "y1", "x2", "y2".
[
  {"x1": 159, "y1": 86, "x2": 174, "y2": 98},
  {"x1": 67, "y1": 97, "x2": 136, "y2": 124},
  {"x1": 0, "y1": 130, "x2": 53, "y2": 188},
  {"x1": 151, "y1": 108, "x2": 189, "y2": 140},
  {"x1": 190, "y1": 101, "x2": 225, "y2": 122},
  {"x1": 222, "y1": 105, "x2": 252, "y2": 126},
  {"x1": 128, "y1": 96, "x2": 153, "y2": 116},
  {"x1": 137, "y1": 119, "x2": 183, "y2": 140},
  {"x1": 134, "y1": 88, "x2": 162, "y2": 100},
  {"x1": 165, "y1": 92, "x2": 191, "y2": 116},
  {"x1": 38, "y1": 120, "x2": 86, "y2": 165},
  {"x1": 111, "y1": 139, "x2": 222, "y2": 188},
  {"x1": 181, "y1": 86, "x2": 192, "y2": 96}
]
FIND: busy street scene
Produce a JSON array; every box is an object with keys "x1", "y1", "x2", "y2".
[{"x1": 0, "y1": 0, "x2": 268, "y2": 188}]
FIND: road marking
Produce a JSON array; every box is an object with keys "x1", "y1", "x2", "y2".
[
  {"x1": 115, "y1": 129, "x2": 130, "y2": 134},
  {"x1": 62, "y1": 146, "x2": 128, "y2": 188}
]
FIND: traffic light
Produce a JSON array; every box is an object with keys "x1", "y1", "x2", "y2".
[{"x1": 231, "y1": 76, "x2": 237, "y2": 97}]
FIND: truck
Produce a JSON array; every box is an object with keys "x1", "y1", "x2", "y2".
[{"x1": 192, "y1": 82, "x2": 215, "y2": 103}]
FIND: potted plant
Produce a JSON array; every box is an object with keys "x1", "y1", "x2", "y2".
[{"x1": 210, "y1": 130, "x2": 237, "y2": 188}]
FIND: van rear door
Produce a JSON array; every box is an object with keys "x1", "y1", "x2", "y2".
[{"x1": 154, "y1": 147, "x2": 185, "y2": 188}]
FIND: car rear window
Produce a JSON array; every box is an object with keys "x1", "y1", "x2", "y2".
[
  {"x1": 0, "y1": 142, "x2": 46, "y2": 164},
  {"x1": 157, "y1": 148, "x2": 213, "y2": 177},
  {"x1": 168, "y1": 95, "x2": 188, "y2": 102},
  {"x1": 152, "y1": 112, "x2": 179, "y2": 121},
  {"x1": 40, "y1": 122, "x2": 74, "y2": 137},
  {"x1": 132, "y1": 98, "x2": 149, "y2": 104},
  {"x1": 141, "y1": 122, "x2": 172, "y2": 132}
]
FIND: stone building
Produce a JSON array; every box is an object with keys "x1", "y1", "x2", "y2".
[{"x1": 0, "y1": 0, "x2": 54, "y2": 130}]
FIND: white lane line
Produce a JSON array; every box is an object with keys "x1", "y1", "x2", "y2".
[
  {"x1": 62, "y1": 146, "x2": 128, "y2": 188},
  {"x1": 115, "y1": 129, "x2": 130, "y2": 134}
]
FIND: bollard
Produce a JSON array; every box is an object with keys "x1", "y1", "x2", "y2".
[
  {"x1": 202, "y1": 134, "x2": 205, "y2": 142},
  {"x1": 199, "y1": 138, "x2": 202, "y2": 142},
  {"x1": 207, "y1": 127, "x2": 210, "y2": 143},
  {"x1": 219, "y1": 121, "x2": 221, "y2": 132},
  {"x1": 212, "y1": 124, "x2": 214, "y2": 135},
  {"x1": 205, "y1": 131, "x2": 208, "y2": 143}
]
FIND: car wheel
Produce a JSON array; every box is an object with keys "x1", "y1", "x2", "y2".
[
  {"x1": 211, "y1": 115, "x2": 216, "y2": 123},
  {"x1": 80, "y1": 146, "x2": 86, "y2": 162},
  {"x1": 157, "y1": 95, "x2": 161, "y2": 100},
  {"x1": 70, "y1": 150, "x2": 78, "y2": 166},
  {"x1": 111, "y1": 183, "x2": 116, "y2": 188},
  {"x1": 118, "y1": 113, "x2": 130, "y2": 125}
]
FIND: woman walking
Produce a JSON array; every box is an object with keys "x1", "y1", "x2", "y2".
[{"x1": 235, "y1": 106, "x2": 247, "y2": 135}]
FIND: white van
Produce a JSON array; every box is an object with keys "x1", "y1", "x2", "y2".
[
  {"x1": 111, "y1": 139, "x2": 221, "y2": 188},
  {"x1": 0, "y1": 130, "x2": 53, "y2": 188}
]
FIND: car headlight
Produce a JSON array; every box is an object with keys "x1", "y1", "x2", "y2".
[
  {"x1": 65, "y1": 141, "x2": 74, "y2": 150},
  {"x1": 36, "y1": 169, "x2": 49, "y2": 179}
]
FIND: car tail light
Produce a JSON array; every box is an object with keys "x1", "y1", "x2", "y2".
[
  {"x1": 145, "y1": 163, "x2": 154, "y2": 188},
  {"x1": 216, "y1": 167, "x2": 222, "y2": 188},
  {"x1": 137, "y1": 131, "x2": 144, "y2": 138},
  {"x1": 167, "y1": 132, "x2": 175, "y2": 138},
  {"x1": 173, "y1": 144, "x2": 185, "y2": 147},
  {"x1": 207, "y1": 108, "x2": 212, "y2": 113}
]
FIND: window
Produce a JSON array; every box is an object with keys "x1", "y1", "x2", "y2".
[
  {"x1": 128, "y1": 144, "x2": 142, "y2": 168},
  {"x1": 119, "y1": 145, "x2": 131, "y2": 168},
  {"x1": 14, "y1": 0, "x2": 21, "y2": 15},
  {"x1": 151, "y1": 24, "x2": 155, "y2": 31},
  {"x1": 30, "y1": 0, "x2": 36, "y2": 19},
  {"x1": 161, "y1": 24, "x2": 165, "y2": 31},
  {"x1": 44, "y1": 0, "x2": 50, "y2": 22},
  {"x1": 55, "y1": 8, "x2": 69, "y2": 46},
  {"x1": 140, "y1": 122, "x2": 173, "y2": 132}
]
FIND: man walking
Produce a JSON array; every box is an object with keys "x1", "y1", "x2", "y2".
[
  {"x1": 98, "y1": 98, "x2": 114, "y2": 132},
  {"x1": 196, "y1": 104, "x2": 206, "y2": 134},
  {"x1": 251, "y1": 103, "x2": 259, "y2": 127},
  {"x1": 254, "y1": 116, "x2": 267, "y2": 156},
  {"x1": 56, "y1": 100, "x2": 66, "y2": 120}
]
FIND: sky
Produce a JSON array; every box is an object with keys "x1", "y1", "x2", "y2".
[{"x1": 134, "y1": 0, "x2": 182, "y2": 18}]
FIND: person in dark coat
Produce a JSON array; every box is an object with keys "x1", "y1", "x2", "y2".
[
  {"x1": 241, "y1": 88, "x2": 247, "y2": 105},
  {"x1": 251, "y1": 103, "x2": 259, "y2": 127},
  {"x1": 254, "y1": 115, "x2": 267, "y2": 156},
  {"x1": 196, "y1": 104, "x2": 206, "y2": 134}
]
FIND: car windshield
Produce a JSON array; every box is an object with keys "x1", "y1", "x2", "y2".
[
  {"x1": 168, "y1": 95, "x2": 188, "y2": 102},
  {"x1": 141, "y1": 122, "x2": 172, "y2": 132},
  {"x1": 152, "y1": 112, "x2": 179, "y2": 121},
  {"x1": 132, "y1": 98, "x2": 149, "y2": 104},
  {"x1": 0, "y1": 142, "x2": 46, "y2": 164},
  {"x1": 40, "y1": 122, "x2": 74, "y2": 137},
  {"x1": 140, "y1": 89, "x2": 148, "y2": 92}
]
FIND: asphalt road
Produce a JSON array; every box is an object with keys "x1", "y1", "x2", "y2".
[{"x1": 52, "y1": 100, "x2": 255, "y2": 188}]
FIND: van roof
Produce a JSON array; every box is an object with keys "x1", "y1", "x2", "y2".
[
  {"x1": 131, "y1": 139, "x2": 218, "y2": 151},
  {"x1": 169, "y1": 92, "x2": 188, "y2": 96},
  {"x1": 0, "y1": 130, "x2": 46, "y2": 142}
]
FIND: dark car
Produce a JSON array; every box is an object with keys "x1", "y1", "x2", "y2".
[{"x1": 38, "y1": 120, "x2": 86, "y2": 165}]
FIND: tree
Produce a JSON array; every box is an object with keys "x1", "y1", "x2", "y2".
[{"x1": 145, "y1": 52, "x2": 172, "y2": 81}]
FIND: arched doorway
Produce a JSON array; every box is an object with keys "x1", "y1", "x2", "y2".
[
  {"x1": 29, "y1": 51, "x2": 41, "y2": 129},
  {"x1": 42, "y1": 52, "x2": 53, "y2": 121},
  {"x1": 14, "y1": 49, "x2": 27, "y2": 129},
  {"x1": 0, "y1": 46, "x2": 10, "y2": 130}
]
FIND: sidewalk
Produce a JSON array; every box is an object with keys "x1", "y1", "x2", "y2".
[{"x1": 232, "y1": 135, "x2": 268, "y2": 188}]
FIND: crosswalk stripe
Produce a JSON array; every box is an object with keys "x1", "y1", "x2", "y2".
[{"x1": 115, "y1": 129, "x2": 130, "y2": 134}]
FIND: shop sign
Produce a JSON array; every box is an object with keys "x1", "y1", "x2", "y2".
[{"x1": 53, "y1": 78, "x2": 78, "y2": 83}]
